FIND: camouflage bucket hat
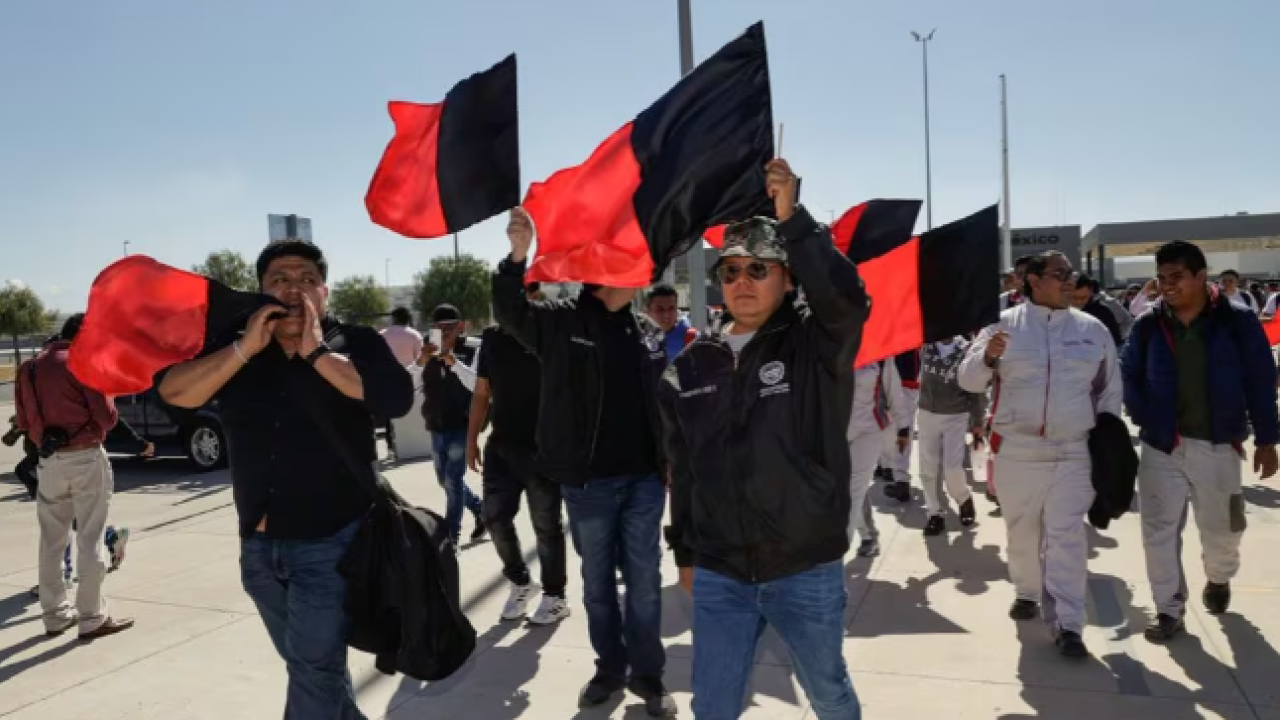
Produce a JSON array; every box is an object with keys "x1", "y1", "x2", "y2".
[{"x1": 711, "y1": 217, "x2": 787, "y2": 279}]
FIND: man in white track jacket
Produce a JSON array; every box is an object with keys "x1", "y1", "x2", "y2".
[{"x1": 959, "y1": 251, "x2": 1122, "y2": 659}]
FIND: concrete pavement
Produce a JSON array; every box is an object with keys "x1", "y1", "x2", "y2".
[{"x1": 3, "y1": 405, "x2": 1280, "y2": 718}]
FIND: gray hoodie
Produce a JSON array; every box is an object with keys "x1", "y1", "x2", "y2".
[{"x1": 917, "y1": 337, "x2": 987, "y2": 426}]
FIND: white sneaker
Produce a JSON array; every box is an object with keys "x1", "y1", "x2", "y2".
[
  {"x1": 529, "y1": 595, "x2": 570, "y2": 626},
  {"x1": 501, "y1": 583, "x2": 538, "y2": 622}
]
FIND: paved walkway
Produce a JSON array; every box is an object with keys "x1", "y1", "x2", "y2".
[{"x1": 3, "y1": 407, "x2": 1280, "y2": 718}]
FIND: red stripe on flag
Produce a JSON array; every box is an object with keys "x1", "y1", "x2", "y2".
[
  {"x1": 704, "y1": 224, "x2": 727, "y2": 249},
  {"x1": 854, "y1": 238, "x2": 925, "y2": 366},
  {"x1": 365, "y1": 101, "x2": 448, "y2": 238},
  {"x1": 1265, "y1": 317, "x2": 1280, "y2": 347},
  {"x1": 524, "y1": 122, "x2": 653, "y2": 287},
  {"x1": 69, "y1": 257, "x2": 212, "y2": 396},
  {"x1": 831, "y1": 203, "x2": 868, "y2": 256}
]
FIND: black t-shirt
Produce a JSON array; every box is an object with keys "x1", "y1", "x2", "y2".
[
  {"x1": 476, "y1": 326, "x2": 541, "y2": 452},
  {"x1": 589, "y1": 308, "x2": 658, "y2": 477}
]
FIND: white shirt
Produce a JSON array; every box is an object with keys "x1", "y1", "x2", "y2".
[{"x1": 381, "y1": 325, "x2": 424, "y2": 366}]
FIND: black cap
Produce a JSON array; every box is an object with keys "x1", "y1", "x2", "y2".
[{"x1": 431, "y1": 304, "x2": 462, "y2": 323}]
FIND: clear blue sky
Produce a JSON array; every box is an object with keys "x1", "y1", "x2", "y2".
[{"x1": 2, "y1": 0, "x2": 1276, "y2": 311}]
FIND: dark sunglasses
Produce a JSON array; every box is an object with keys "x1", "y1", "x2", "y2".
[
  {"x1": 1035, "y1": 268, "x2": 1073, "y2": 282},
  {"x1": 716, "y1": 261, "x2": 775, "y2": 285}
]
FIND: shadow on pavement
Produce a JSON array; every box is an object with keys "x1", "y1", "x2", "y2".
[
  {"x1": 0, "y1": 589, "x2": 36, "y2": 628},
  {"x1": 109, "y1": 458, "x2": 229, "y2": 495}
]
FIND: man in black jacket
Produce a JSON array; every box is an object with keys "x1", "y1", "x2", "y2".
[
  {"x1": 419, "y1": 304, "x2": 485, "y2": 545},
  {"x1": 494, "y1": 209, "x2": 673, "y2": 716},
  {"x1": 660, "y1": 159, "x2": 868, "y2": 719}
]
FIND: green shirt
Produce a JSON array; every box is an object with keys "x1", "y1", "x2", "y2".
[{"x1": 1170, "y1": 314, "x2": 1212, "y2": 441}]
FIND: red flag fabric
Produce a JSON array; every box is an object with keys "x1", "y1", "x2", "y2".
[
  {"x1": 525, "y1": 22, "x2": 774, "y2": 287},
  {"x1": 69, "y1": 257, "x2": 275, "y2": 396},
  {"x1": 1264, "y1": 317, "x2": 1280, "y2": 347},
  {"x1": 366, "y1": 55, "x2": 519, "y2": 239}
]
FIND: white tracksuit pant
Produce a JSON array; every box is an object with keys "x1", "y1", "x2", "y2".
[
  {"x1": 992, "y1": 436, "x2": 1095, "y2": 633},
  {"x1": 917, "y1": 410, "x2": 974, "y2": 516},
  {"x1": 1138, "y1": 439, "x2": 1245, "y2": 618},
  {"x1": 880, "y1": 388, "x2": 918, "y2": 481},
  {"x1": 848, "y1": 430, "x2": 888, "y2": 542}
]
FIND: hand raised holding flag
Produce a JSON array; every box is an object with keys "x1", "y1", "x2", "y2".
[
  {"x1": 507, "y1": 207, "x2": 535, "y2": 263},
  {"x1": 765, "y1": 158, "x2": 799, "y2": 223}
]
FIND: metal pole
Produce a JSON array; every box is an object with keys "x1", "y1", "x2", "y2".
[
  {"x1": 678, "y1": 0, "x2": 709, "y2": 330},
  {"x1": 1000, "y1": 74, "x2": 1013, "y2": 271},
  {"x1": 123, "y1": 240, "x2": 130, "y2": 257},
  {"x1": 385, "y1": 258, "x2": 390, "y2": 290},
  {"x1": 922, "y1": 36, "x2": 934, "y2": 230},
  {"x1": 453, "y1": 233, "x2": 459, "y2": 261}
]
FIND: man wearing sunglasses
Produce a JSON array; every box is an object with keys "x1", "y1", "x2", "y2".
[
  {"x1": 959, "y1": 250, "x2": 1122, "y2": 659},
  {"x1": 660, "y1": 158, "x2": 869, "y2": 718}
]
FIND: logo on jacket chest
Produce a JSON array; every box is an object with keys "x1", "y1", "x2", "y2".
[{"x1": 758, "y1": 361, "x2": 790, "y2": 397}]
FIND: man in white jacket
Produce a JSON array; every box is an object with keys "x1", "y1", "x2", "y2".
[
  {"x1": 848, "y1": 359, "x2": 911, "y2": 558},
  {"x1": 959, "y1": 251, "x2": 1122, "y2": 659}
]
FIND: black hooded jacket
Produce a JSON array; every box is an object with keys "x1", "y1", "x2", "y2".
[{"x1": 659, "y1": 205, "x2": 870, "y2": 583}]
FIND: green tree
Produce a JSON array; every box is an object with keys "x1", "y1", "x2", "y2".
[
  {"x1": 413, "y1": 254, "x2": 492, "y2": 326},
  {"x1": 329, "y1": 275, "x2": 390, "y2": 325},
  {"x1": 193, "y1": 250, "x2": 255, "y2": 291},
  {"x1": 0, "y1": 282, "x2": 48, "y2": 365}
]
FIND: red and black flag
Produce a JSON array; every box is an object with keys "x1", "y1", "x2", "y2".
[
  {"x1": 68, "y1": 256, "x2": 278, "y2": 396},
  {"x1": 847, "y1": 203, "x2": 1001, "y2": 365},
  {"x1": 524, "y1": 22, "x2": 774, "y2": 287},
  {"x1": 366, "y1": 54, "x2": 520, "y2": 239}
]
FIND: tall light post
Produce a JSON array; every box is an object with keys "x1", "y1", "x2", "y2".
[
  {"x1": 453, "y1": 232, "x2": 460, "y2": 261},
  {"x1": 122, "y1": 240, "x2": 130, "y2": 257},
  {"x1": 911, "y1": 29, "x2": 937, "y2": 230},
  {"x1": 678, "y1": 0, "x2": 709, "y2": 329},
  {"x1": 999, "y1": 74, "x2": 1013, "y2": 271},
  {"x1": 385, "y1": 258, "x2": 391, "y2": 291}
]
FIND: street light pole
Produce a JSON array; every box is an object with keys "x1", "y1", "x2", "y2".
[
  {"x1": 911, "y1": 29, "x2": 937, "y2": 230},
  {"x1": 123, "y1": 240, "x2": 130, "y2": 257},
  {"x1": 1000, "y1": 74, "x2": 1013, "y2": 272},
  {"x1": 453, "y1": 233, "x2": 459, "y2": 261},
  {"x1": 385, "y1": 258, "x2": 391, "y2": 291},
  {"x1": 678, "y1": 0, "x2": 709, "y2": 330}
]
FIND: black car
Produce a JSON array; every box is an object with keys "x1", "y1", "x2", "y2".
[{"x1": 110, "y1": 389, "x2": 227, "y2": 472}]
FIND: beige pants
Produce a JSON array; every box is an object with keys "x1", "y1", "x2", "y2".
[
  {"x1": 992, "y1": 436, "x2": 1094, "y2": 634},
  {"x1": 37, "y1": 446, "x2": 113, "y2": 634},
  {"x1": 848, "y1": 428, "x2": 892, "y2": 543},
  {"x1": 917, "y1": 410, "x2": 974, "y2": 516},
  {"x1": 1138, "y1": 439, "x2": 1244, "y2": 618}
]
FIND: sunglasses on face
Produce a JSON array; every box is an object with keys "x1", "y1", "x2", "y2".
[
  {"x1": 1037, "y1": 268, "x2": 1073, "y2": 282},
  {"x1": 716, "y1": 261, "x2": 775, "y2": 285}
]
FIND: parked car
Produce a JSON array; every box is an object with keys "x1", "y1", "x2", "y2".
[{"x1": 110, "y1": 389, "x2": 227, "y2": 472}]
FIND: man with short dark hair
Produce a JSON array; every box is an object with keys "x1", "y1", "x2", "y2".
[
  {"x1": 381, "y1": 306, "x2": 423, "y2": 366},
  {"x1": 1219, "y1": 269, "x2": 1260, "y2": 314},
  {"x1": 662, "y1": 159, "x2": 868, "y2": 717},
  {"x1": 158, "y1": 239, "x2": 413, "y2": 719},
  {"x1": 495, "y1": 209, "x2": 673, "y2": 715},
  {"x1": 1069, "y1": 273, "x2": 1124, "y2": 346},
  {"x1": 1122, "y1": 240, "x2": 1279, "y2": 642},
  {"x1": 960, "y1": 250, "x2": 1122, "y2": 658},
  {"x1": 466, "y1": 282, "x2": 570, "y2": 627},
  {"x1": 999, "y1": 255, "x2": 1034, "y2": 311},
  {"x1": 645, "y1": 283, "x2": 697, "y2": 362},
  {"x1": 16, "y1": 314, "x2": 134, "y2": 640},
  {"x1": 421, "y1": 304, "x2": 486, "y2": 545}
]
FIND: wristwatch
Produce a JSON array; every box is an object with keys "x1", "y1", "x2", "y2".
[{"x1": 305, "y1": 343, "x2": 331, "y2": 365}]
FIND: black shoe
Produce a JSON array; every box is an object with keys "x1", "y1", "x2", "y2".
[
  {"x1": 959, "y1": 498, "x2": 976, "y2": 527},
  {"x1": 579, "y1": 673, "x2": 626, "y2": 708},
  {"x1": 470, "y1": 509, "x2": 488, "y2": 542},
  {"x1": 873, "y1": 466, "x2": 886, "y2": 481},
  {"x1": 1009, "y1": 599, "x2": 1039, "y2": 621},
  {"x1": 1144, "y1": 613, "x2": 1186, "y2": 643},
  {"x1": 1054, "y1": 629, "x2": 1089, "y2": 658},
  {"x1": 628, "y1": 675, "x2": 677, "y2": 717},
  {"x1": 1203, "y1": 582, "x2": 1231, "y2": 615},
  {"x1": 923, "y1": 515, "x2": 945, "y2": 537},
  {"x1": 884, "y1": 480, "x2": 910, "y2": 502}
]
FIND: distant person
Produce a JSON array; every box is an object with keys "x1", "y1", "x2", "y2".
[
  {"x1": 645, "y1": 284, "x2": 697, "y2": 362},
  {"x1": 1219, "y1": 270, "x2": 1259, "y2": 314},
  {"x1": 999, "y1": 255, "x2": 1034, "y2": 311},
  {"x1": 1069, "y1": 273, "x2": 1124, "y2": 346},
  {"x1": 158, "y1": 239, "x2": 414, "y2": 719},
  {"x1": 381, "y1": 307, "x2": 423, "y2": 366},
  {"x1": 15, "y1": 314, "x2": 134, "y2": 640}
]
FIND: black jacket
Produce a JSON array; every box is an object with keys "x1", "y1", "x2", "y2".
[
  {"x1": 492, "y1": 267, "x2": 668, "y2": 484},
  {"x1": 420, "y1": 336, "x2": 478, "y2": 433},
  {"x1": 659, "y1": 206, "x2": 870, "y2": 583},
  {"x1": 1087, "y1": 411, "x2": 1138, "y2": 530}
]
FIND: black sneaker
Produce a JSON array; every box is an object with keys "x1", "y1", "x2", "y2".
[
  {"x1": 628, "y1": 675, "x2": 677, "y2": 717},
  {"x1": 470, "y1": 509, "x2": 488, "y2": 542},
  {"x1": 1009, "y1": 599, "x2": 1039, "y2": 621},
  {"x1": 1054, "y1": 629, "x2": 1089, "y2": 658},
  {"x1": 923, "y1": 515, "x2": 945, "y2": 537},
  {"x1": 1203, "y1": 582, "x2": 1231, "y2": 615},
  {"x1": 579, "y1": 673, "x2": 626, "y2": 708},
  {"x1": 959, "y1": 498, "x2": 976, "y2": 527},
  {"x1": 1144, "y1": 613, "x2": 1186, "y2": 643}
]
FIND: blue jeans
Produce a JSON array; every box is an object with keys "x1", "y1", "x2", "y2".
[
  {"x1": 431, "y1": 431, "x2": 483, "y2": 541},
  {"x1": 562, "y1": 473, "x2": 666, "y2": 680},
  {"x1": 692, "y1": 561, "x2": 860, "y2": 720},
  {"x1": 240, "y1": 520, "x2": 366, "y2": 720}
]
